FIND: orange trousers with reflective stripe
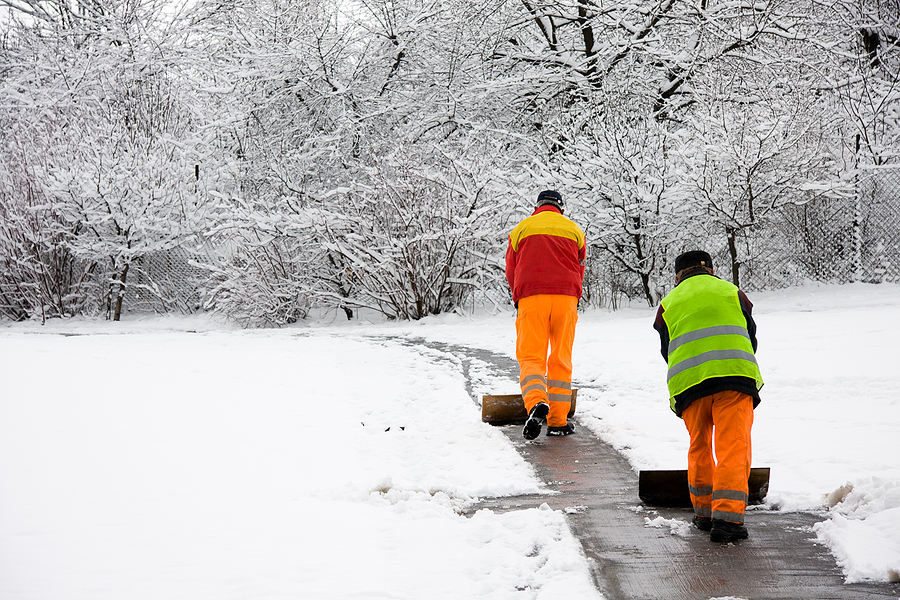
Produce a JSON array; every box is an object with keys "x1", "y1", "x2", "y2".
[
  {"x1": 682, "y1": 390, "x2": 754, "y2": 524},
  {"x1": 515, "y1": 294, "x2": 578, "y2": 427}
]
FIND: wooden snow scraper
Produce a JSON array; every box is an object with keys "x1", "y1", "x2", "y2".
[
  {"x1": 481, "y1": 390, "x2": 578, "y2": 425},
  {"x1": 638, "y1": 467, "x2": 771, "y2": 507},
  {"x1": 481, "y1": 390, "x2": 769, "y2": 508}
]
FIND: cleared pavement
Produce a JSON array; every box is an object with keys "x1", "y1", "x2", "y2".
[
  {"x1": 430, "y1": 340, "x2": 900, "y2": 600},
  {"x1": 476, "y1": 426, "x2": 898, "y2": 600}
]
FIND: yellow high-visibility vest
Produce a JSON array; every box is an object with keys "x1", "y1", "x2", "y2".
[{"x1": 661, "y1": 275, "x2": 763, "y2": 412}]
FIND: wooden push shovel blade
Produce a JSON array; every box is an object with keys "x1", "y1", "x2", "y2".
[
  {"x1": 481, "y1": 390, "x2": 577, "y2": 425},
  {"x1": 638, "y1": 467, "x2": 770, "y2": 507}
]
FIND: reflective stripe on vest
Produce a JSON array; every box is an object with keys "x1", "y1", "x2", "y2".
[{"x1": 661, "y1": 275, "x2": 763, "y2": 408}]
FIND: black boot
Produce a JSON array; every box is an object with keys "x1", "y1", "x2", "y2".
[
  {"x1": 547, "y1": 423, "x2": 575, "y2": 436},
  {"x1": 523, "y1": 402, "x2": 549, "y2": 440},
  {"x1": 710, "y1": 519, "x2": 748, "y2": 542},
  {"x1": 692, "y1": 515, "x2": 713, "y2": 531}
]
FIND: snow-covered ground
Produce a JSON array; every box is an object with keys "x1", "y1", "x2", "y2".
[{"x1": 1, "y1": 282, "x2": 898, "y2": 599}]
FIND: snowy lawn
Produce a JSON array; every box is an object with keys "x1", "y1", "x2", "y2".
[
  {"x1": 1, "y1": 326, "x2": 598, "y2": 599},
  {"x1": 1, "y1": 282, "x2": 899, "y2": 599}
]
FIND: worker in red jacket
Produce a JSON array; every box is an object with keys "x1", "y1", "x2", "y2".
[{"x1": 505, "y1": 190, "x2": 586, "y2": 440}]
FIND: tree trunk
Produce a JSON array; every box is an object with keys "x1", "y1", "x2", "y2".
[
  {"x1": 640, "y1": 271, "x2": 654, "y2": 307},
  {"x1": 112, "y1": 263, "x2": 129, "y2": 322},
  {"x1": 726, "y1": 227, "x2": 740, "y2": 287}
]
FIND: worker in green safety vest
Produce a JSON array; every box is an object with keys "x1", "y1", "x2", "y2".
[{"x1": 653, "y1": 250, "x2": 763, "y2": 543}]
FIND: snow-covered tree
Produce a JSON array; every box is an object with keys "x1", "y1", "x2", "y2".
[
  {"x1": 0, "y1": 127, "x2": 97, "y2": 321},
  {"x1": 760, "y1": 0, "x2": 900, "y2": 282},
  {"x1": 3, "y1": 0, "x2": 897, "y2": 322},
  {"x1": 314, "y1": 143, "x2": 508, "y2": 319},
  {"x1": 545, "y1": 113, "x2": 698, "y2": 306},
  {"x1": 818, "y1": 0, "x2": 900, "y2": 167},
  {"x1": 480, "y1": 0, "x2": 838, "y2": 302},
  {"x1": 681, "y1": 55, "x2": 843, "y2": 288},
  {"x1": 184, "y1": 0, "x2": 522, "y2": 322},
  {"x1": 1, "y1": 0, "x2": 208, "y2": 320}
]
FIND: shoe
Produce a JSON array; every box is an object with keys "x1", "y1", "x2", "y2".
[
  {"x1": 546, "y1": 423, "x2": 575, "y2": 436},
  {"x1": 692, "y1": 515, "x2": 713, "y2": 531},
  {"x1": 523, "y1": 402, "x2": 549, "y2": 440},
  {"x1": 710, "y1": 519, "x2": 749, "y2": 542}
]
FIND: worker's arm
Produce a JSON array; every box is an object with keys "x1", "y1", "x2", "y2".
[
  {"x1": 504, "y1": 239, "x2": 517, "y2": 302},
  {"x1": 653, "y1": 305, "x2": 669, "y2": 361},
  {"x1": 738, "y1": 291, "x2": 758, "y2": 352}
]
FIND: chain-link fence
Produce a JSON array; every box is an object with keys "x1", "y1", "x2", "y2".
[
  {"x1": 124, "y1": 248, "x2": 206, "y2": 315},
  {"x1": 856, "y1": 167, "x2": 900, "y2": 283},
  {"x1": 699, "y1": 165, "x2": 900, "y2": 294},
  {"x1": 777, "y1": 166, "x2": 900, "y2": 286},
  {"x1": 111, "y1": 166, "x2": 900, "y2": 318}
]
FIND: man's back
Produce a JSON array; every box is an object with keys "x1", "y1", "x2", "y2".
[{"x1": 505, "y1": 206, "x2": 585, "y2": 303}]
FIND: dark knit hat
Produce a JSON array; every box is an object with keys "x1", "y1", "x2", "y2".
[
  {"x1": 536, "y1": 190, "x2": 564, "y2": 212},
  {"x1": 674, "y1": 250, "x2": 713, "y2": 274}
]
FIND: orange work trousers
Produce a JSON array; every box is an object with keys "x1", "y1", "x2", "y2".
[
  {"x1": 682, "y1": 390, "x2": 754, "y2": 524},
  {"x1": 515, "y1": 294, "x2": 578, "y2": 427}
]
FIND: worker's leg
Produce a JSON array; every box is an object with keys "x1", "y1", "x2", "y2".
[
  {"x1": 546, "y1": 295, "x2": 578, "y2": 427},
  {"x1": 682, "y1": 396, "x2": 714, "y2": 520},
  {"x1": 711, "y1": 390, "x2": 754, "y2": 524},
  {"x1": 516, "y1": 295, "x2": 551, "y2": 414}
]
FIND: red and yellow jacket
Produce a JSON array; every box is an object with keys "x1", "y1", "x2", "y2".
[{"x1": 505, "y1": 206, "x2": 586, "y2": 303}]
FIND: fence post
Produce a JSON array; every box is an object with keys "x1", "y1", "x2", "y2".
[{"x1": 854, "y1": 134, "x2": 862, "y2": 282}]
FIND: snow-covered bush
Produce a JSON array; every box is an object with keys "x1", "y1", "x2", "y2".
[
  {"x1": 314, "y1": 151, "x2": 508, "y2": 320},
  {"x1": 0, "y1": 135, "x2": 100, "y2": 322}
]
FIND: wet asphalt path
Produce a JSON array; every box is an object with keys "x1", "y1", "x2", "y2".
[
  {"x1": 410, "y1": 338, "x2": 900, "y2": 600},
  {"x1": 478, "y1": 427, "x2": 898, "y2": 600}
]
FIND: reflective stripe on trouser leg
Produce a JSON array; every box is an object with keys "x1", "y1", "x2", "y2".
[
  {"x1": 682, "y1": 396, "x2": 714, "y2": 518},
  {"x1": 520, "y1": 374, "x2": 547, "y2": 412},
  {"x1": 711, "y1": 390, "x2": 754, "y2": 524},
  {"x1": 516, "y1": 296, "x2": 551, "y2": 413},
  {"x1": 546, "y1": 295, "x2": 577, "y2": 426}
]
